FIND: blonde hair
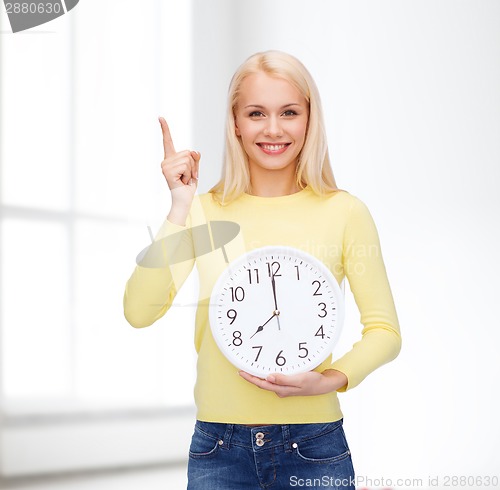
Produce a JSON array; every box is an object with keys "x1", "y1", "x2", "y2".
[{"x1": 209, "y1": 50, "x2": 342, "y2": 205}]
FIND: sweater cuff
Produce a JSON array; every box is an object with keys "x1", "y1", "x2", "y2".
[
  {"x1": 155, "y1": 217, "x2": 188, "y2": 240},
  {"x1": 328, "y1": 361, "x2": 356, "y2": 393}
]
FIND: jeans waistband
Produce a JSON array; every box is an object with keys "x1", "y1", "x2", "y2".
[{"x1": 195, "y1": 419, "x2": 343, "y2": 452}]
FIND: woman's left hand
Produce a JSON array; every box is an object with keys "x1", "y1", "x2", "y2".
[{"x1": 238, "y1": 369, "x2": 348, "y2": 398}]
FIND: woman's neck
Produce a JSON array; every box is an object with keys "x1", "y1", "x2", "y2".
[{"x1": 248, "y1": 177, "x2": 301, "y2": 197}]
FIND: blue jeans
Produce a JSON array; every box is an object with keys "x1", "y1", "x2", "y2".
[{"x1": 187, "y1": 419, "x2": 355, "y2": 489}]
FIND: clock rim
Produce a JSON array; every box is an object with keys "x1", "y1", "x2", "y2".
[{"x1": 209, "y1": 245, "x2": 345, "y2": 378}]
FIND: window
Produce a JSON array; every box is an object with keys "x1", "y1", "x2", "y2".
[{"x1": 0, "y1": 0, "x2": 195, "y2": 414}]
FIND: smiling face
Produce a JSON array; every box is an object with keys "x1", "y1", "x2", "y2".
[{"x1": 233, "y1": 72, "x2": 309, "y2": 184}]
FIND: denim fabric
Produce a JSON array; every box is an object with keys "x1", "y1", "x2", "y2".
[{"x1": 187, "y1": 419, "x2": 355, "y2": 489}]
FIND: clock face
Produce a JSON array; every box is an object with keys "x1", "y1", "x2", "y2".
[{"x1": 209, "y1": 246, "x2": 345, "y2": 378}]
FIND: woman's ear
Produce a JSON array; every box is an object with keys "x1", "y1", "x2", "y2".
[{"x1": 234, "y1": 115, "x2": 241, "y2": 136}]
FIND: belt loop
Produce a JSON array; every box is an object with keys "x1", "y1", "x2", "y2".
[
  {"x1": 282, "y1": 424, "x2": 292, "y2": 453},
  {"x1": 222, "y1": 424, "x2": 234, "y2": 450}
]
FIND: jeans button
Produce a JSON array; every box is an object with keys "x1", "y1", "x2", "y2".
[
  {"x1": 256, "y1": 439, "x2": 265, "y2": 447},
  {"x1": 255, "y1": 432, "x2": 265, "y2": 439}
]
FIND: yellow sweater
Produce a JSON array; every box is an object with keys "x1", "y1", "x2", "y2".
[{"x1": 123, "y1": 186, "x2": 401, "y2": 424}]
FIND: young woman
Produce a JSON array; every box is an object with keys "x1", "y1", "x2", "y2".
[{"x1": 124, "y1": 50, "x2": 401, "y2": 489}]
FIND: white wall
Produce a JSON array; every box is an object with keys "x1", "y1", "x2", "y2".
[{"x1": 191, "y1": 0, "x2": 238, "y2": 193}]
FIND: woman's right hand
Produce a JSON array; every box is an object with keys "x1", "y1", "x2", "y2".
[{"x1": 159, "y1": 116, "x2": 201, "y2": 211}]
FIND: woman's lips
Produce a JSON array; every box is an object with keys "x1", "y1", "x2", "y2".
[{"x1": 257, "y1": 143, "x2": 291, "y2": 155}]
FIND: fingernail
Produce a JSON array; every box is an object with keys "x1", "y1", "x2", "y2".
[{"x1": 267, "y1": 375, "x2": 276, "y2": 383}]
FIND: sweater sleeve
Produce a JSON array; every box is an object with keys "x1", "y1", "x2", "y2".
[
  {"x1": 123, "y1": 215, "x2": 196, "y2": 329},
  {"x1": 330, "y1": 197, "x2": 402, "y2": 391}
]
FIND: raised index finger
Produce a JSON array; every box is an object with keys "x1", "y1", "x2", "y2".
[{"x1": 159, "y1": 116, "x2": 176, "y2": 159}]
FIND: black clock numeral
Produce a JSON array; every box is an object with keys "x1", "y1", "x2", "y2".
[
  {"x1": 312, "y1": 280, "x2": 322, "y2": 296},
  {"x1": 227, "y1": 309, "x2": 237, "y2": 325},
  {"x1": 252, "y1": 345, "x2": 263, "y2": 362},
  {"x1": 298, "y1": 342, "x2": 309, "y2": 358},
  {"x1": 230, "y1": 286, "x2": 245, "y2": 302},
  {"x1": 294, "y1": 265, "x2": 300, "y2": 280},
  {"x1": 266, "y1": 261, "x2": 281, "y2": 277},
  {"x1": 232, "y1": 330, "x2": 243, "y2": 346},
  {"x1": 247, "y1": 268, "x2": 260, "y2": 284},
  {"x1": 315, "y1": 325, "x2": 325, "y2": 339},
  {"x1": 317, "y1": 302, "x2": 327, "y2": 318},
  {"x1": 275, "y1": 350, "x2": 286, "y2": 366}
]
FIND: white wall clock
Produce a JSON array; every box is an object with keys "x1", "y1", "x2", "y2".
[{"x1": 209, "y1": 246, "x2": 345, "y2": 378}]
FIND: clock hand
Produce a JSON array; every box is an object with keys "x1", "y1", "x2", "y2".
[
  {"x1": 250, "y1": 311, "x2": 278, "y2": 339},
  {"x1": 271, "y1": 274, "x2": 281, "y2": 331}
]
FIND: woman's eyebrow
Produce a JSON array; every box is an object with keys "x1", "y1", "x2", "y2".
[{"x1": 243, "y1": 103, "x2": 303, "y2": 110}]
